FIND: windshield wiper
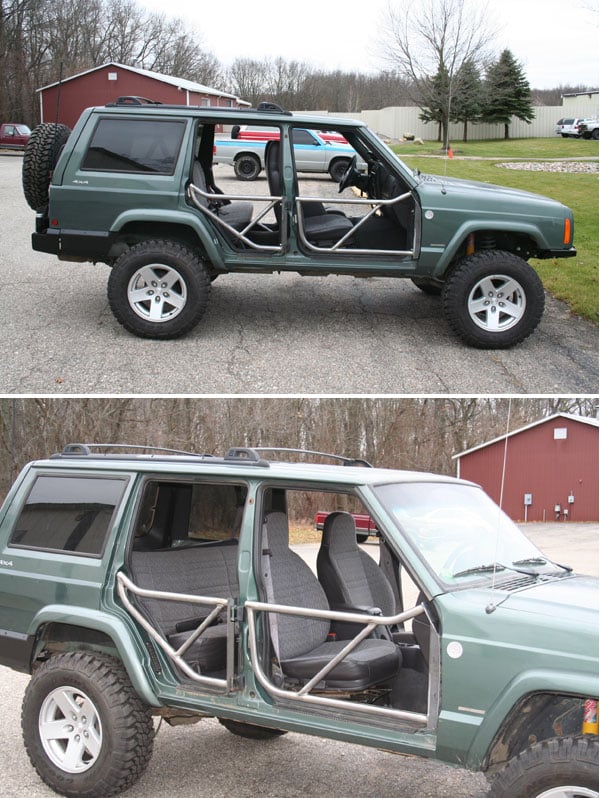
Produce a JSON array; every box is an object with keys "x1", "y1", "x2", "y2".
[
  {"x1": 453, "y1": 562, "x2": 541, "y2": 579},
  {"x1": 453, "y1": 563, "x2": 507, "y2": 578},
  {"x1": 513, "y1": 557, "x2": 573, "y2": 573},
  {"x1": 513, "y1": 557, "x2": 547, "y2": 566}
]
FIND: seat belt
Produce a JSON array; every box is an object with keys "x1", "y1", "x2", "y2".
[{"x1": 261, "y1": 523, "x2": 280, "y2": 662}]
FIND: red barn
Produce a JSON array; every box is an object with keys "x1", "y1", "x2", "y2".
[
  {"x1": 37, "y1": 62, "x2": 249, "y2": 129},
  {"x1": 454, "y1": 413, "x2": 599, "y2": 522}
]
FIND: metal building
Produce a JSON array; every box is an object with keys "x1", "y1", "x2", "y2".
[
  {"x1": 37, "y1": 62, "x2": 249, "y2": 129},
  {"x1": 454, "y1": 413, "x2": 599, "y2": 522}
]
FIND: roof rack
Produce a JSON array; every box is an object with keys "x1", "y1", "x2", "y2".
[
  {"x1": 54, "y1": 443, "x2": 213, "y2": 458},
  {"x1": 51, "y1": 444, "x2": 369, "y2": 469},
  {"x1": 52, "y1": 443, "x2": 269, "y2": 467},
  {"x1": 249, "y1": 447, "x2": 373, "y2": 467},
  {"x1": 102, "y1": 98, "x2": 292, "y2": 115}
]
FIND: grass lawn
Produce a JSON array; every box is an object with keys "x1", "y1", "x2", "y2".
[{"x1": 390, "y1": 139, "x2": 598, "y2": 321}]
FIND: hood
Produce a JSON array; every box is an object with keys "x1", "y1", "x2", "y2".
[
  {"x1": 497, "y1": 574, "x2": 598, "y2": 625},
  {"x1": 417, "y1": 172, "x2": 566, "y2": 210}
]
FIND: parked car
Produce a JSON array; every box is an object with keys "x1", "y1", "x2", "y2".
[
  {"x1": 23, "y1": 99, "x2": 576, "y2": 347},
  {"x1": 577, "y1": 119, "x2": 599, "y2": 140},
  {"x1": 555, "y1": 118, "x2": 585, "y2": 137},
  {"x1": 232, "y1": 124, "x2": 347, "y2": 144},
  {"x1": 0, "y1": 443, "x2": 596, "y2": 798},
  {"x1": 214, "y1": 127, "x2": 359, "y2": 180},
  {"x1": 0, "y1": 122, "x2": 31, "y2": 149}
]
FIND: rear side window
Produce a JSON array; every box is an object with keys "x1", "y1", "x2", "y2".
[
  {"x1": 81, "y1": 118, "x2": 185, "y2": 174},
  {"x1": 9, "y1": 475, "x2": 127, "y2": 556}
]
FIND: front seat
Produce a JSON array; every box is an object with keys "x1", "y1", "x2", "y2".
[
  {"x1": 262, "y1": 512, "x2": 401, "y2": 690},
  {"x1": 264, "y1": 141, "x2": 354, "y2": 245},
  {"x1": 317, "y1": 511, "x2": 398, "y2": 617}
]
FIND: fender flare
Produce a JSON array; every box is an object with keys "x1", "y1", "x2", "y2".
[
  {"x1": 430, "y1": 221, "x2": 549, "y2": 279},
  {"x1": 29, "y1": 605, "x2": 160, "y2": 707}
]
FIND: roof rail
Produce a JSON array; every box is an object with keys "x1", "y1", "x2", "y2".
[
  {"x1": 250, "y1": 447, "x2": 373, "y2": 467},
  {"x1": 53, "y1": 443, "x2": 213, "y2": 459}
]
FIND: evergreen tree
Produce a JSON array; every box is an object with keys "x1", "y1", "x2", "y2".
[
  {"x1": 483, "y1": 49, "x2": 534, "y2": 139},
  {"x1": 450, "y1": 59, "x2": 484, "y2": 141},
  {"x1": 418, "y1": 65, "x2": 451, "y2": 145}
]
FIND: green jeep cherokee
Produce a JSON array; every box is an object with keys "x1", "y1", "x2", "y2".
[
  {"x1": 0, "y1": 444, "x2": 597, "y2": 797},
  {"x1": 23, "y1": 100, "x2": 576, "y2": 347}
]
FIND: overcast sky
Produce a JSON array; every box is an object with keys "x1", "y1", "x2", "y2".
[{"x1": 140, "y1": 0, "x2": 598, "y2": 89}]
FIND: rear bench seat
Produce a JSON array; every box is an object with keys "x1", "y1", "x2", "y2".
[{"x1": 130, "y1": 542, "x2": 239, "y2": 673}]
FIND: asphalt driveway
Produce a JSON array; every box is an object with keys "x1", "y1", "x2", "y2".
[{"x1": 1, "y1": 155, "x2": 597, "y2": 394}]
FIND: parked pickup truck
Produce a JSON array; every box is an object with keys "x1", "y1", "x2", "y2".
[
  {"x1": 577, "y1": 119, "x2": 599, "y2": 140},
  {"x1": 316, "y1": 510, "x2": 379, "y2": 542},
  {"x1": 214, "y1": 127, "x2": 361, "y2": 181},
  {"x1": 0, "y1": 122, "x2": 31, "y2": 149}
]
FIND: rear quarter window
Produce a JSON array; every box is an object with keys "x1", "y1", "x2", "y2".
[
  {"x1": 9, "y1": 474, "x2": 127, "y2": 556},
  {"x1": 81, "y1": 118, "x2": 185, "y2": 174}
]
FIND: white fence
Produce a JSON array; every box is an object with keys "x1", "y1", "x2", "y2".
[{"x1": 304, "y1": 103, "x2": 599, "y2": 141}]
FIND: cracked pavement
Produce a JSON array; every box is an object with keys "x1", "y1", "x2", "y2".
[{"x1": 1, "y1": 157, "x2": 597, "y2": 395}]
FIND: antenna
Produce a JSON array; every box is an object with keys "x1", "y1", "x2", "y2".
[{"x1": 486, "y1": 398, "x2": 513, "y2": 613}]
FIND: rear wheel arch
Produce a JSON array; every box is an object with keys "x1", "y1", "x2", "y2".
[{"x1": 109, "y1": 221, "x2": 219, "y2": 269}]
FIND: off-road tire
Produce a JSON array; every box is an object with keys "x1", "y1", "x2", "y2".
[
  {"x1": 442, "y1": 250, "x2": 545, "y2": 348},
  {"x1": 22, "y1": 122, "x2": 71, "y2": 210},
  {"x1": 488, "y1": 735, "x2": 599, "y2": 798},
  {"x1": 234, "y1": 154, "x2": 261, "y2": 181},
  {"x1": 21, "y1": 651, "x2": 154, "y2": 798},
  {"x1": 218, "y1": 718, "x2": 288, "y2": 740},
  {"x1": 107, "y1": 239, "x2": 211, "y2": 339}
]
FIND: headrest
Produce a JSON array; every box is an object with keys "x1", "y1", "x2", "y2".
[{"x1": 321, "y1": 511, "x2": 358, "y2": 553}]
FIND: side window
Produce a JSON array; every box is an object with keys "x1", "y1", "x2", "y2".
[
  {"x1": 292, "y1": 129, "x2": 317, "y2": 145},
  {"x1": 81, "y1": 118, "x2": 185, "y2": 174},
  {"x1": 188, "y1": 483, "x2": 247, "y2": 541},
  {"x1": 9, "y1": 475, "x2": 127, "y2": 556},
  {"x1": 133, "y1": 480, "x2": 248, "y2": 549}
]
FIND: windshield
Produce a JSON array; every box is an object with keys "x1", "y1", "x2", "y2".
[{"x1": 373, "y1": 481, "x2": 558, "y2": 587}]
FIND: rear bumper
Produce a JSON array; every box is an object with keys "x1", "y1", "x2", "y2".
[{"x1": 32, "y1": 229, "x2": 114, "y2": 261}]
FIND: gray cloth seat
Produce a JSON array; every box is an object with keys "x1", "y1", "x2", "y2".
[
  {"x1": 263, "y1": 512, "x2": 401, "y2": 690},
  {"x1": 264, "y1": 141, "x2": 354, "y2": 243},
  {"x1": 192, "y1": 162, "x2": 253, "y2": 229},
  {"x1": 317, "y1": 511, "x2": 397, "y2": 616},
  {"x1": 130, "y1": 543, "x2": 238, "y2": 672}
]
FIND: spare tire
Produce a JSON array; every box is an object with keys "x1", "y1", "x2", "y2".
[{"x1": 22, "y1": 122, "x2": 71, "y2": 210}]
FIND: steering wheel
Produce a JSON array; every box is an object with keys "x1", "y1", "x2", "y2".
[{"x1": 338, "y1": 155, "x2": 359, "y2": 193}]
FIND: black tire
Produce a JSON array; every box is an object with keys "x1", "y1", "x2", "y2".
[
  {"x1": 329, "y1": 158, "x2": 350, "y2": 183},
  {"x1": 488, "y1": 735, "x2": 599, "y2": 798},
  {"x1": 442, "y1": 250, "x2": 545, "y2": 348},
  {"x1": 218, "y1": 718, "x2": 288, "y2": 740},
  {"x1": 107, "y1": 239, "x2": 211, "y2": 339},
  {"x1": 234, "y1": 154, "x2": 261, "y2": 181},
  {"x1": 22, "y1": 122, "x2": 71, "y2": 210},
  {"x1": 356, "y1": 533, "x2": 369, "y2": 544},
  {"x1": 21, "y1": 652, "x2": 154, "y2": 798},
  {"x1": 411, "y1": 276, "x2": 443, "y2": 296},
  {"x1": 593, "y1": 128, "x2": 599, "y2": 141}
]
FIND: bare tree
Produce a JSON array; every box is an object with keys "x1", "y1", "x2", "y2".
[{"x1": 377, "y1": 0, "x2": 497, "y2": 146}]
